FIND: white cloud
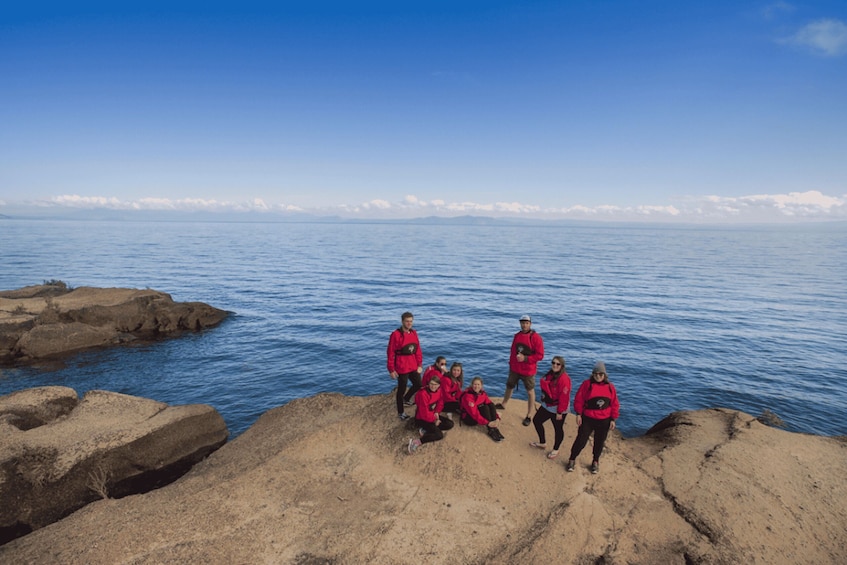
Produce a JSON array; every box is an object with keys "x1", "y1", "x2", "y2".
[
  {"x1": 3, "y1": 190, "x2": 844, "y2": 223},
  {"x1": 786, "y1": 19, "x2": 847, "y2": 56},
  {"x1": 762, "y1": 2, "x2": 794, "y2": 21}
]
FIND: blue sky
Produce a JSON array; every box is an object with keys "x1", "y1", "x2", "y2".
[{"x1": 1, "y1": 1, "x2": 846, "y2": 222}]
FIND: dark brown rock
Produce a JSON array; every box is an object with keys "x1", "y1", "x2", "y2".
[{"x1": 0, "y1": 282, "x2": 228, "y2": 365}]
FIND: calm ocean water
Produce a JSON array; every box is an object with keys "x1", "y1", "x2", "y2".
[{"x1": 1, "y1": 219, "x2": 845, "y2": 438}]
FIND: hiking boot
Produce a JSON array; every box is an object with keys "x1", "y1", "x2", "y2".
[
  {"x1": 566, "y1": 460, "x2": 575, "y2": 472},
  {"x1": 398, "y1": 413, "x2": 410, "y2": 421},
  {"x1": 591, "y1": 461, "x2": 599, "y2": 474},
  {"x1": 408, "y1": 438, "x2": 422, "y2": 454}
]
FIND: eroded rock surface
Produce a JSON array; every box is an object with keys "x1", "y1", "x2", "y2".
[
  {"x1": 0, "y1": 282, "x2": 228, "y2": 364},
  {"x1": 0, "y1": 386, "x2": 228, "y2": 545},
  {"x1": 1, "y1": 394, "x2": 844, "y2": 564}
]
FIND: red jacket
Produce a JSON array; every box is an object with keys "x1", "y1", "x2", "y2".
[
  {"x1": 539, "y1": 370, "x2": 571, "y2": 414},
  {"x1": 386, "y1": 328, "x2": 422, "y2": 374},
  {"x1": 439, "y1": 374, "x2": 462, "y2": 404},
  {"x1": 509, "y1": 330, "x2": 544, "y2": 376},
  {"x1": 573, "y1": 379, "x2": 619, "y2": 421},
  {"x1": 459, "y1": 387, "x2": 499, "y2": 426},
  {"x1": 415, "y1": 386, "x2": 444, "y2": 423}
]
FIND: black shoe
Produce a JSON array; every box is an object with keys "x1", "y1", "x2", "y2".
[
  {"x1": 566, "y1": 460, "x2": 575, "y2": 472},
  {"x1": 590, "y1": 461, "x2": 599, "y2": 474},
  {"x1": 495, "y1": 403, "x2": 505, "y2": 410},
  {"x1": 522, "y1": 417, "x2": 531, "y2": 426},
  {"x1": 398, "y1": 413, "x2": 410, "y2": 421},
  {"x1": 496, "y1": 429, "x2": 505, "y2": 441},
  {"x1": 403, "y1": 399, "x2": 415, "y2": 407}
]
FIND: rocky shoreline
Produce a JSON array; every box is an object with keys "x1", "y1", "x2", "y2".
[
  {"x1": 0, "y1": 282, "x2": 228, "y2": 365},
  {"x1": 1, "y1": 283, "x2": 845, "y2": 563},
  {"x1": 1, "y1": 389, "x2": 845, "y2": 564}
]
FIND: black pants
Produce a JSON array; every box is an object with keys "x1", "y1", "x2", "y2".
[
  {"x1": 415, "y1": 417, "x2": 454, "y2": 444},
  {"x1": 396, "y1": 371, "x2": 422, "y2": 414},
  {"x1": 532, "y1": 408, "x2": 566, "y2": 450},
  {"x1": 461, "y1": 403, "x2": 498, "y2": 427},
  {"x1": 568, "y1": 415, "x2": 612, "y2": 462}
]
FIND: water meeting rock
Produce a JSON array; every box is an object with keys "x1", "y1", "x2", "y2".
[{"x1": 0, "y1": 282, "x2": 228, "y2": 364}]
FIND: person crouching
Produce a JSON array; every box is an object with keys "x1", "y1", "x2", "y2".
[
  {"x1": 459, "y1": 376, "x2": 504, "y2": 442},
  {"x1": 408, "y1": 374, "x2": 455, "y2": 454}
]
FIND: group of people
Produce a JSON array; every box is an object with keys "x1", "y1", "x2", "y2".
[{"x1": 387, "y1": 312, "x2": 620, "y2": 473}]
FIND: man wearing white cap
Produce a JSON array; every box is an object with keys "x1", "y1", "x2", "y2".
[{"x1": 497, "y1": 314, "x2": 544, "y2": 426}]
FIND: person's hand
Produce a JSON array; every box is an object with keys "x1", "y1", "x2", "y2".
[
  {"x1": 417, "y1": 366, "x2": 423, "y2": 374},
  {"x1": 516, "y1": 353, "x2": 525, "y2": 362},
  {"x1": 576, "y1": 415, "x2": 582, "y2": 426},
  {"x1": 487, "y1": 421, "x2": 497, "y2": 428},
  {"x1": 389, "y1": 371, "x2": 398, "y2": 379},
  {"x1": 610, "y1": 420, "x2": 616, "y2": 431},
  {"x1": 556, "y1": 413, "x2": 563, "y2": 421}
]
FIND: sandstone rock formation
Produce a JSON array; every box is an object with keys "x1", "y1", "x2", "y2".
[
  {"x1": 1, "y1": 392, "x2": 844, "y2": 564},
  {"x1": 0, "y1": 387, "x2": 228, "y2": 545},
  {"x1": 0, "y1": 282, "x2": 228, "y2": 364}
]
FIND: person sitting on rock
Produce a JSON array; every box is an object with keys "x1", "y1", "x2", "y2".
[
  {"x1": 408, "y1": 373, "x2": 454, "y2": 454},
  {"x1": 459, "y1": 376, "x2": 504, "y2": 442},
  {"x1": 566, "y1": 361, "x2": 619, "y2": 474},
  {"x1": 440, "y1": 361, "x2": 464, "y2": 416},
  {"x1": 417, "y1": 356, "x2": 447, "y2": 407}
]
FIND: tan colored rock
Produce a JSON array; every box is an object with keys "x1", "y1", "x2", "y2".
[
  {"x1": 0, "y1": 282, "x2": 228, "y2": 364},
  {"x1": 1, "y1": 394, "x2": 844, "y2": 564},
  {"x1": 0, "y1": 387, "x2": 228, "y2": 545}
]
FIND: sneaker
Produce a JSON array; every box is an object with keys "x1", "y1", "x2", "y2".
[
  {"x1": 495, "y1": 403, "x2": 505, "y2": 410},
  {"x1": 408, "y1": 438, "x2": 422, "y2": 454},
  {"x1": 591, "y1": 461, "x2": 599, "y2": 474},
  {"x1": 496, "y1": 429, "x2": 505, "y2": 441},
  {"x1": 404, "y1": 399, "x2": 415, "y2": 407},
  {"x1": 522, "y1": 417, "x2": 532, "y2": 426},
  {"x1": 488, "y1": 428, "x2": 503, "y2": 443},
  {"x1": 398, "y1": 413, "x2": 410, "y2": 421},
  {"x1": 566, "y1": 460, "x2": 575, "y2": 472}
]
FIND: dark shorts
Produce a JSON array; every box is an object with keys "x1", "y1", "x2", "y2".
[{"x1": 506, "y1": 370, "x2": 535, "y2": 391}]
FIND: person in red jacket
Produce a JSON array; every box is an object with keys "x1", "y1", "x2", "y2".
[
  {"x1": 566, "y1": 361, "x2": 620, "y2": 474},
  {"x1": 387, "y1": 311, "x2": 423, "y2": 421},
  {"x1": 421, "y1": 356, "x2": 448, "y2": 407},
  {"x1": 440, "y1": 361, "x2": 464, "y2": 416},
  {"x1": 529, "y1": 356, "x2": 571, "y2": 459},
  {"x1": 497, "y1": 315, "x2": 544, "y2": 427},
  {"x1": 408, "y1": 374, "x2": 455, "y2": 453},
  {"x1": 459, "y1": 376, "x2": 504, "y2": 442}
]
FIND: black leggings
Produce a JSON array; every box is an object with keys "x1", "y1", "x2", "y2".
[
  {"x1": 396, "y1": 371, "x2": 422, "y2": 414},
  {"x1": 532, "y1": 408, "x2": 566, "y2": 450},
  {"x1": 568, "y1": 415, "x2": 612, "y2": 462},
  {"x1": 461, "y1": 403, "x2": 498, "y2": 426},
  {"x1": 415, "y1": 417, "x2": 454, "y2": 444}
]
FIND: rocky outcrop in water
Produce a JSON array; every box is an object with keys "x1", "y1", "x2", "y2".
[
  {"x1": 1, "y1": 391, "x2": 844, "y2": 564},
  {"x1": 0, "y1": 282, "x2": 228, "y2": 364},
  {"x1": 0, "y1": 386, "x2": 228, "y2": 545}
]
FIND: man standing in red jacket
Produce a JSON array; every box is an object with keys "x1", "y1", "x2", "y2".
[
  {"x1": 496, "y1": 314, "x2": 544, "y2": 426},
  {"x1": 387, "y1": 311, "x2": 423, "y2": 420}
]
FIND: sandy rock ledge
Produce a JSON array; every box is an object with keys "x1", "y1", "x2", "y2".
[
  {"x1": 0, "y1": 387, "x2": 228, "y2": 545},
  {"x1": 1, "y1": 392, "x2": 844, "y2": 564}
]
